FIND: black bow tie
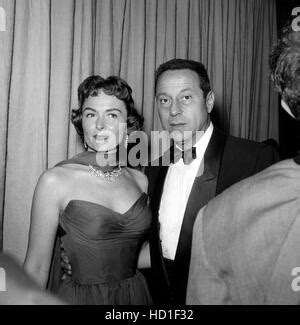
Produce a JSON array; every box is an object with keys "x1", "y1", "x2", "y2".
[{"x1": 170, "y1": 145, "x2": 197, "y2": 165}]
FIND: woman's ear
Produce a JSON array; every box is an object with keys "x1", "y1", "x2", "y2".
[{"x1": 206, "y1": 91, "x2": 215, "y2": 114}]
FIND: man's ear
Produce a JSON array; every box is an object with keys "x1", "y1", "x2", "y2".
[
  {"x1": 281, "y1": 99, "x2": 295, "y2": 119},
  {"x1": 206, "y1": 91, "x2": 215, "y2": 113}
]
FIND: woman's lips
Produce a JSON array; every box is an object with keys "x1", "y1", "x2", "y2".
[{"x1": 94, "y1": 134, "x2": 109, "y2": 142}]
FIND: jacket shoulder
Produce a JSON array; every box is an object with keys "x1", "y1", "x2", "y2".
[
  {"x1": 217, "y1": 134, "x2": 280, "y2": 193},
  {"x1": 224, "y1": 134, "x2": 280, "y2": 165},
  {"x1": 225, "y1": 134, "x2": 274, "y2": 151}
]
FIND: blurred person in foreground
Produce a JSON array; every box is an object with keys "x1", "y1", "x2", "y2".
[
  {"x1": 187, "y1": 24, "x2": 300, "y2": 305},
  {"x1": 0, "y1": 253, "x2": 65, "y2": 304}
]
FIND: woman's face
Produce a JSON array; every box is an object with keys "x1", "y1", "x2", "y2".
[{"x1": 82, "y1": 91, "x2": 128, "y2": 152}]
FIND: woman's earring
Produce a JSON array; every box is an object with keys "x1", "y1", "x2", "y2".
[{"x1": 124, "y1": 134, "x2": 129, "y2": 149}]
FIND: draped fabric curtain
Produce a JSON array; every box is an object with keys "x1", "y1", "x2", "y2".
[{"x1": 0, "y1": 0, "x2": 278, "y2": 261}]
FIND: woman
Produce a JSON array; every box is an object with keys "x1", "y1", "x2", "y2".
[{"x1": 24, "y1": 75, "x2": 152, "y2": 305}]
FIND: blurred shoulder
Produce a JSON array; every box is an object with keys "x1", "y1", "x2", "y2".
[
  {"x1": 202, "y1": 158, "x2": 300, "y2": 247},
  {"x1": 208, "y1": 158, "x2": 300, "y2": 214}
]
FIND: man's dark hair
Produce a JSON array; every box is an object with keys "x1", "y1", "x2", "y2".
[
  {"x1": 155, "y1": 58, "x2": 211, "y2": 97},
  {"x1": 269, "y1": 24, "x2": 300, "y2": 119},
  {"x1": 71, "y1": 75, "x2": 143, "y2": 142}
]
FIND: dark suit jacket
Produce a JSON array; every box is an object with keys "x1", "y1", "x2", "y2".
[{"x1": 144, "y1": 127, "x2": 280, "y2": 304}]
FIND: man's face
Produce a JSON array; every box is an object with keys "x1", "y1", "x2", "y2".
[{"x1": 155, "y1": 69, "x2": 213, "y2": 145}]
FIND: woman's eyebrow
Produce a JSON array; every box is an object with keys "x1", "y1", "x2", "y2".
[
  {"x1": 106, "y1": 108, "x2": 122, "y2": 113},
  {"x1": 82, "y1": 107, "x2": 96, "y2": 113},
  {"x1": 83, "y1": 107, "x2": 123, "y2": 113}
]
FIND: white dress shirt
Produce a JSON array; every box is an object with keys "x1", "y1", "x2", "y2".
[{"x1": 159, "y1": 123, "x2": 214, "y2": 260}]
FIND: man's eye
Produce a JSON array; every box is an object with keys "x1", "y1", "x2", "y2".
[
  {"x1": 182, "y1": 95, "x2": 192, "y2": 101},
  {"x1": 159, "y1": 98, "x2": 170, "y2": 105}
]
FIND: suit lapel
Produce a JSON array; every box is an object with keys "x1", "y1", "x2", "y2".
[{"x1": 172, "y1": 128, "x2": 227, "y2": 302}]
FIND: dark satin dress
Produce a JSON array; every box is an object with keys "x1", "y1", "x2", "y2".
[{"x1": 47, "y1": 153, "x2": 152, "y2": 305}]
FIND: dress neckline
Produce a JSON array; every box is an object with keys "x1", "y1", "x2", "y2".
[{"x1": 63, "y1": 192, "x2": 148, "y2": 216}]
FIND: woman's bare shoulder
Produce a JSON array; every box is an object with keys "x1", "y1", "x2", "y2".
[
  {"x1": 35, "y1": 165, "x2": 79, "y2": 194},
  {"x1": 126, "y1": 167, "x2": 148, "y2": 193}
]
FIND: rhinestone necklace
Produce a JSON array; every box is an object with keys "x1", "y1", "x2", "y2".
[{"x1": 88, "y1": 164, "x2": 124, "y2": 182}]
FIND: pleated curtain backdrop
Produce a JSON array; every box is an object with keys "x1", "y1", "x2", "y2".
[{"x1": 0, "y1": 0, "x2": 278, "y2": 262}]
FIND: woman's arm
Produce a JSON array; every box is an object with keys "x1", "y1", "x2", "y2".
[
  {"x1": 23, "y1": 169, "x2": 62, "y2": 288},
  {"x1": 138, "y1": 241, "x2": 151, "y2": 269},
  {"x1": 130, "y1": 168, "x2": 151, "y2": 269}
]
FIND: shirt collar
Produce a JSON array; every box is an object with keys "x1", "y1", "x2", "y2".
[
  {"x1": 175, "y1": 122, "x2": 213, "y2": 152},
  {"x1": 173, "y1": 122, "x2": 214, "y2": 166},
  {"x1": 193, "y1": 122, "x2": 213, "y2": 157}
]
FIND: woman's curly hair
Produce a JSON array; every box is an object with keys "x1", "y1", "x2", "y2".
[{"x1": 71, "y1": 75, "x2": 144, "y2": 142}]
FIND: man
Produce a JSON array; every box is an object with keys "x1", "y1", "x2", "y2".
[
  {"x1": 186, "y1": 25, "x2": 300, "y2": 305},
  {"x1": 144, "y1": 58, "x2": 279, "y2": 304}
]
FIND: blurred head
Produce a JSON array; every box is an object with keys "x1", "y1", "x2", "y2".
[
  {"x1": 71, "y1": 75, "x2": 143, "y2": 152},
  {"x1": 269, "y1": 24, "x2": 300, "y2": 119},
  {"x1": 155, "y1": 59, "x2": 214, "y2": 147}
]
